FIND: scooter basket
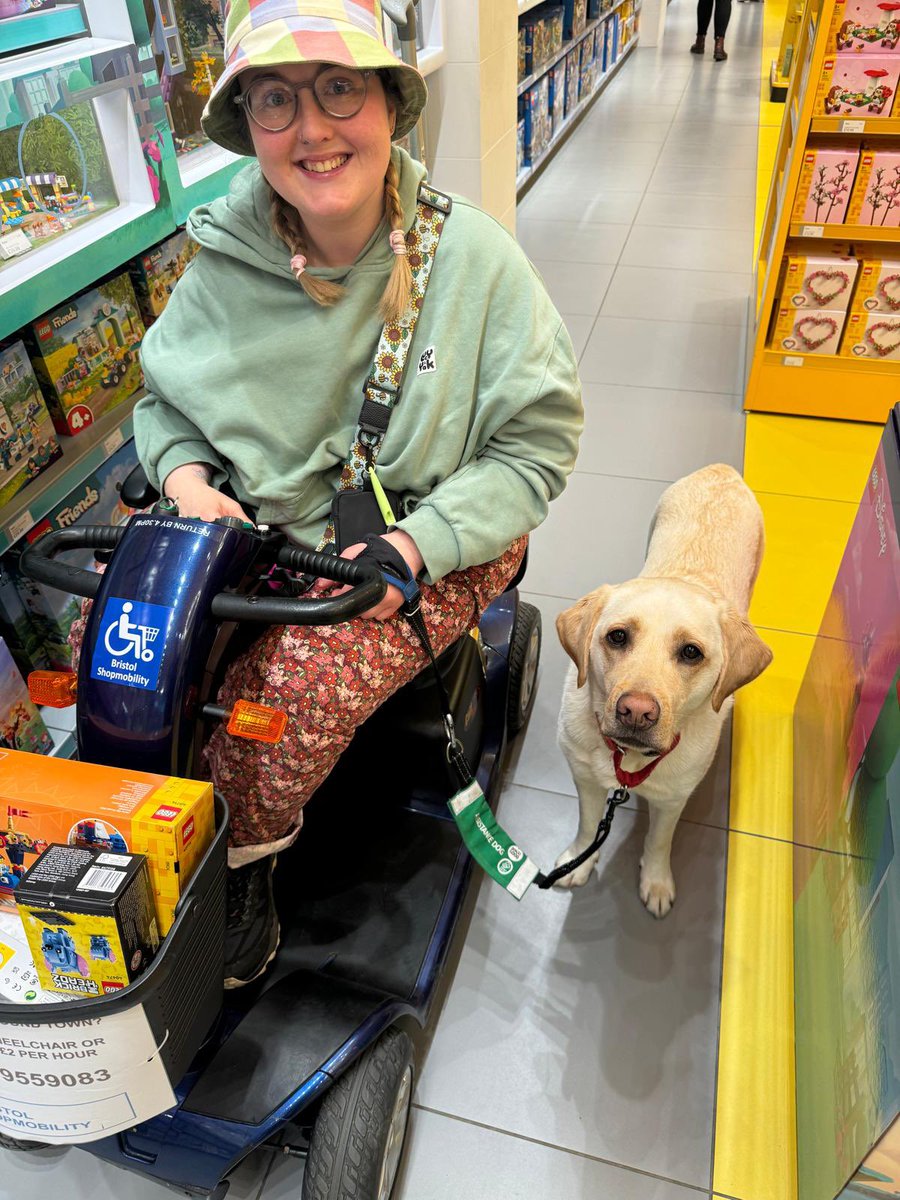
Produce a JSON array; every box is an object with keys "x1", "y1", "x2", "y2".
[{"x1": 0, "y1": 792, "x2": 228, "y2": 1090}]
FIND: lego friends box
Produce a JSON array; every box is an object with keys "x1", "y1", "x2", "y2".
[
  {"x1": 26, "y1": 275, "x2": 145, "y2": 437},
  {"x1": 0, "y1": 342, "x2": 61, "y2": 509},
  {"x1": 0, "y1": 750, "x2": 213, "y2": 935}
]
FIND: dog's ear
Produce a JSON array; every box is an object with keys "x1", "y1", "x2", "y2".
[
  {"x1": 711, "y1": 608, "x2": 773, "y2": 712},
  {"x1": 556, "y1": 586, "x2": 611, "y2": 689}
]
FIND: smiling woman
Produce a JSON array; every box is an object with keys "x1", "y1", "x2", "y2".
[{"x1": 126, "y1": 0, "x2": 583, "y2": 991}]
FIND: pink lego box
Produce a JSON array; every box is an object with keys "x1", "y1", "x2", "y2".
[
  {"x1": 829, "y1": 0, "x2": 900, "y2": 52},
  {"x1": 840, "y1": 309, "x2": 900, "y2": 357},
  {"x1": 771, "y1": 306, "x2": 848, "y2": 355},
  {"x1": 792, "y1": 146, "x2": 861, "y2": 224},
  {"x1": 818, "y1": 54, "x2": 900, "y2": 116},
  {"x1": 846, "y1": 149, "x2": 900, "y2": 224},
  {"x1": 779, "y1": 253, "x2": 859, "y2": 311}
]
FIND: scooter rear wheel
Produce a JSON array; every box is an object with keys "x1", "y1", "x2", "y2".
[
  {"x1": 507, "y1": 600, "x2": 542, "y2": 736},
  {"x1": 302, "y1": 1026, "x2": 415, "y2": 1200}
]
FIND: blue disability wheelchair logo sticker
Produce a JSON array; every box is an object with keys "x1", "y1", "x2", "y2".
[{"x1": 90, "y1": 597, "x2": 173, "y2": 690}]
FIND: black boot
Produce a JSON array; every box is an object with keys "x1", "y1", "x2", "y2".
[
  {"x1": 224, "y1": 857, "x2": 280, "y2": 989},
  {"x1": 690, "y1": 34, "x2": 706, "y2": 53},
  {"x1": 714, "y1": 37, "x2": 728, "y2": 60}
]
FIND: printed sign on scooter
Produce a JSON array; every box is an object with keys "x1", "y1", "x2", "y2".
[{"x1": 90, "y1": 597, "x2": 173, "y2": 691}]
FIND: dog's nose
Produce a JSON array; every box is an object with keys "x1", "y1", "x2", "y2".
[{"x1": 616, "y1": 692, "x2": 660, "y2": 729}]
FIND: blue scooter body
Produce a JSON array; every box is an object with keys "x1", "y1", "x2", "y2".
[{"x1": 77, "y1": 514, "x2": 263, "y2": 776}]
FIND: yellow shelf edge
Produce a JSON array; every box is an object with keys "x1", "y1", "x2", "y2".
[
  {"x1": 789, "y1": 221, "x2": 900, "y2": 241},
  {"x1": 811, "y1": 116, "x2": 900, "y2": 134}
]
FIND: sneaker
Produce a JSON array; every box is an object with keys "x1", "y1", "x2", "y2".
[{"x1": 224, "y1": 856, "x2": 280, "y2": 989}]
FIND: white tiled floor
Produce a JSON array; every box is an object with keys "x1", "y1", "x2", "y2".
[{"x1": 0, "y1": 1, "x2": 761, "y2": 1195}]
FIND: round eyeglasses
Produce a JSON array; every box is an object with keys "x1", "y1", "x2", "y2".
[{"x1": 234, "y1": 67, "x2": 373, "y2": 132}]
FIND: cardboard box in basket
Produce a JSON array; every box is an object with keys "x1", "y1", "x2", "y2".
[
  {"x1": 0, "y1": 750, "x2": 213, "y2": 934},
  {"x1": 16, "y1": 843, "x2": 159, "y2": 997}
]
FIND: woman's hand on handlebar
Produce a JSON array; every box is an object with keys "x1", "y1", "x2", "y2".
[
  {"x1": 162, "y1": 463, "x2": 253, "y2": 524},
  {"x1": 311, "y1": 530, "x2": 425, "y2": 621}
]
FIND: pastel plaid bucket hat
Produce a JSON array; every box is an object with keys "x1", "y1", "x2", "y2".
[{"x1": 202, "y1": 0, "x2": 428, "y2": 157}]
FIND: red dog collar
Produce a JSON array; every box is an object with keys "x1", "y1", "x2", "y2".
[{"x1": 602, "y1": 732, "x2": 681, "y2": 788}]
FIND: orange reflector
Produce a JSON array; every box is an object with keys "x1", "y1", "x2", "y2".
[
  {"x1": 28, "y1": 671, "x2": 77, "y2": 708},
  {"x1": 226, "y1": 700, "x2": 288, "y2": 744}
]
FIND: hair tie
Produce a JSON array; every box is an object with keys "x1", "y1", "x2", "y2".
[
  {"x1": 389, "y1": 230, "x2": 407, "y2": 256},
  {"x1": 290, "y1": 253, "x2": 307, "y2": 279}
]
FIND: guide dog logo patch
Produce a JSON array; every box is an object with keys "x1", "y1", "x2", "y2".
[{"x1": 90, "y1": 597, "x2": 173, "y2": 691}]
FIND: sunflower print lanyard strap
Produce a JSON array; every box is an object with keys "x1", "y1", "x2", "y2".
[{"x1": 318, "y1": 183, "x2": 452, "y2": 552}]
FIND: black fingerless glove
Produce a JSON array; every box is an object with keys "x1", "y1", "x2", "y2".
[{"x1": 355, "y1": 534, "x2": 421, "y2": 610}]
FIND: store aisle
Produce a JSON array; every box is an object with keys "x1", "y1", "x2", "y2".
[{"x1": 0, "y1": 2, "x2": 764, "y2": 1197}]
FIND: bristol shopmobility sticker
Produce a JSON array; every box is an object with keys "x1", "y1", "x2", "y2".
[{"x1": 90, "y1": 597, "x2": 172, "y2": 691}]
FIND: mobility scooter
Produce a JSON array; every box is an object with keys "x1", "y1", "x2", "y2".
[{"x1": 0, "y1": 471, "x2": 541, "y2": 1199}]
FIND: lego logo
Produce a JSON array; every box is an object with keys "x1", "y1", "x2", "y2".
[
  {"x1": 35, "y1": 321, "x2": 52, "y2": 341},
  {"x1": 152, "y1": 806, "x2": 180, "y2": 822},
  {"x1": 182, "y1": 816, "x2": 194, "y2": 846}
]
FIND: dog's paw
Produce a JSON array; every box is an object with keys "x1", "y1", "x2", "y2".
[
  {"x1": 639, "y1": 860, "x2": 676, "y2": 918},
  {"x1": 552, "y1": 844, "x2": 599, "y2": 889}
]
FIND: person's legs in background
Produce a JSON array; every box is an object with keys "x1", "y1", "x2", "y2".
[
  {"x1": 691, "y1": 0, "x2": 713, "y2": 52},
  {"x1": 713, "y1": 0, "x2": 732, "y2": 59}
]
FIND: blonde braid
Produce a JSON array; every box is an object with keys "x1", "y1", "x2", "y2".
[
  {"x1": 379, "y1": 159, "x2": 413, "y2": 323},
  {"x1": 268, "y1": 186, "x2": 344, "y2": 308}
]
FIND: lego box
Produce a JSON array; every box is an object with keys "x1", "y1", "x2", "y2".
[
  {"x1": 778, "y1": 252, "x2": 859, "y2": 311},
  {"x1": 846, "y1": 149, "x2": 900, "y2": 225},
  {"x1": 128, "y1": 230, "x2": 199, "y2": 326},
  {"x1": 25, "y1": 274, "x2": 145, "y2": 437},
  {"x1": 548, "y1": 63, "x2": 566, "y2": 137},
  {"x1": 841, "y1": 308, "x2": 900, "y2": 357},
  {"x1": 818, "y1": 54, "x2": 900, "y2": 117},
  {"x1": 792, "y1": 145, "x2": 861, "y2": 224},
  {"x1": 0, "y1": 561, "x2": 49, "y2": 678},
  {"x1": 850, "y1": 255, "x2": 900, "y2": 312},
  {"x1": 0, "y1": 637, "x2": 52, "y2": 763},
  {"x1": 16, "y1": 844, "x2": 158, "y2": 997},
  {"x1": 0, "y1": 749, "x2": 214, "y2": 935},
  {"x1": 0, "y1": 342, "x2": 62, "y2": 509},
  {"x1": 829, "y1": 0, "x2": 900, "y2": 52},
  {"x1": 771, "y1": 305, "x2": 848, "y2": 355}
]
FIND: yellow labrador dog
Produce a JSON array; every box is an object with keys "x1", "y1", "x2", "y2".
[{"x1": 554, "y1": 464, "x2": 772, "y2": 917}]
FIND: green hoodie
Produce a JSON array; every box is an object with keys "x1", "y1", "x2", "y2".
[{"x1": 135, "y1": 148, "x2": 582, "y2": 582}]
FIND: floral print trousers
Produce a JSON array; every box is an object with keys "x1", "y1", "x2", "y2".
[{"x1": 72, "y1": 538, "x2": 525, "y2": 867}]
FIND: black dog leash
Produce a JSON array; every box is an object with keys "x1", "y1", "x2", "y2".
[
  {"x1": 352, "y1": 536, "x2": 630, "y2": 897},
  {"x1": 533, "y1": 787, "x2": 630, "y2": 889}
]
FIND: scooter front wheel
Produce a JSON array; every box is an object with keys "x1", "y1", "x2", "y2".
[{"x1": 303, "y1": 1026, "x2": 415, "y2": 1200}]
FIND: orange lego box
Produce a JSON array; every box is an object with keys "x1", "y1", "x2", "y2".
[{"x1": 0, "y1": 749, "x2": 213, "y2": 935}]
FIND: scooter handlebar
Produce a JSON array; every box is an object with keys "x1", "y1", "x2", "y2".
[
  {"x1": 18, "y1": 526, "x2": 388, "y2": 626},
  {"x1": 212, "y1": 544, "x2": 385, "y2": 625},
  {"x1": 19, "y1": 527, "x2": 124, "y2": 598}
]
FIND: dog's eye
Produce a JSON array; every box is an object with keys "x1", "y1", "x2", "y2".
[
  {"x1": 680, "y1": 643, "x2": 703, "y2": 662},
  {"x1": 606, "y1": 629, "x2": 628, "y2": 648}
]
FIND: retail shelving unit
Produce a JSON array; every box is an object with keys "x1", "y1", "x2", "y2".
[
  {"x1": 516, "y1": 0, "x2": 640, "y2": 194},
  {"x1": 0, "y1": 1, "x2": 248, "y2": 751},
  {"x1": 746, "y1": 0, "x2": 900, "y2": 422},
  {"x1": 0, "y1": 3, "x2": 87, "y2": 54}
]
